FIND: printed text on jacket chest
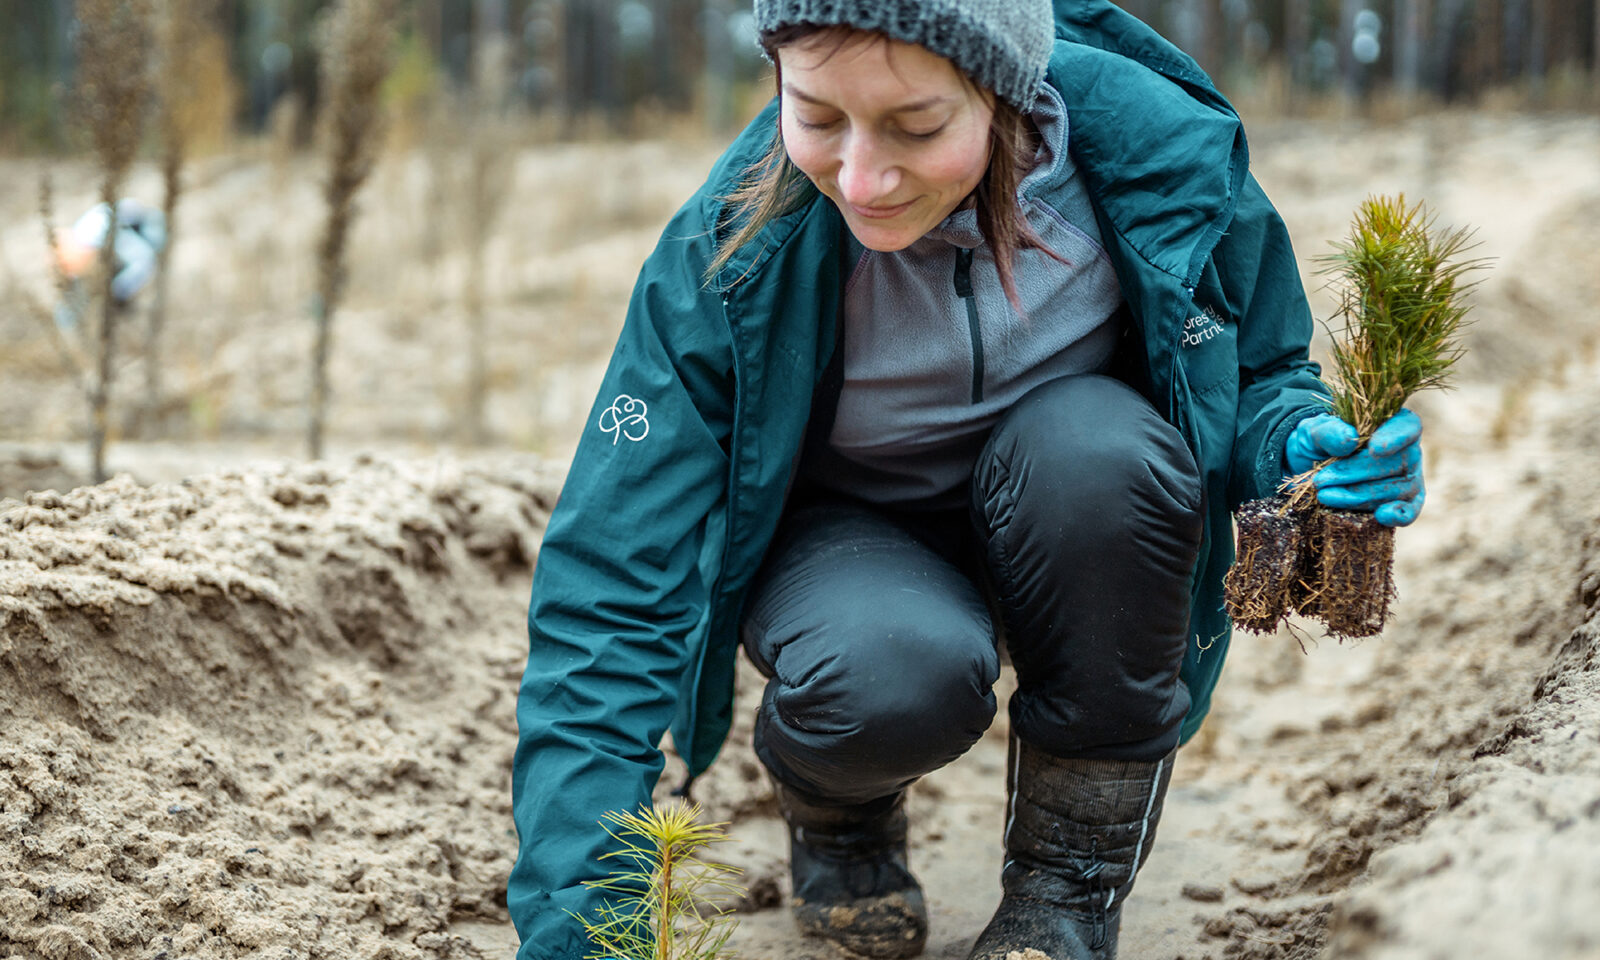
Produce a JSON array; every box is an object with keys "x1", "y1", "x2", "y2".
[{"x1": 1182, "y1": 308, "x2": 1226, "y2": 348}]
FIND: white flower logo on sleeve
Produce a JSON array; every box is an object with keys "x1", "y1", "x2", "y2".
[{"x1": 598, "y1": 394, "x2": 650, "y2": 444}]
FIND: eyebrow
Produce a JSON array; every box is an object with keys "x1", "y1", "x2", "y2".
[{"x1": 782, "y1": 84, "x2": 952, "y2": 113}]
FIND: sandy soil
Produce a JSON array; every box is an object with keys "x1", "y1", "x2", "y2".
[
  {"x1": 3, "y1": 111, "x2": 1600, "y2": 960},
  {"x1": 1, "y1": 457, "x2": 564, "y2": 959}
]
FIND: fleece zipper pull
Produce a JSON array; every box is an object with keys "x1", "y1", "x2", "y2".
[{"x1": 953, "y1": 247, "x2": 985, "y2": 404}]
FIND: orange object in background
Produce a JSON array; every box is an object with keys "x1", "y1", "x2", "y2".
[{"x1": 54, "y1": 230, "x2": 98, "y2": 279}]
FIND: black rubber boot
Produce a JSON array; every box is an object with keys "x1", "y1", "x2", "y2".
[
  {"x1": 774, "y1": 778, "x2": 929, "y2": 959},
  {"x1": 967, "y1": 737, "x2": 1176, "y2": 960}
]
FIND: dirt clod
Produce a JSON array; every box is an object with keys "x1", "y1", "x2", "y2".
[{"x1": 1181, "y1": 882, "x2": 1226, "y2": 903}]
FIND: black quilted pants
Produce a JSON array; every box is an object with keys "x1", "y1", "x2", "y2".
[{"x1": 741, "y1": 375, "x2": 1204, "y2": 805}]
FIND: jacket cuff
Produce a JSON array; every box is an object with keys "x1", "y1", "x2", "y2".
[
  {"x1": 509, "y1": 891, "x2": 593, "y2": 960},
  {"x1": 516, "y1": 933, "x2": 590, "y2": 960},
  {"x1": 1254, "y1": 404, "x2": 1324, "y2": 502}
]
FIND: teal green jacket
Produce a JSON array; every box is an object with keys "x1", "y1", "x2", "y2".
[{"x1": 510, "y1": 4, "x2": 1327, "y2": 957}]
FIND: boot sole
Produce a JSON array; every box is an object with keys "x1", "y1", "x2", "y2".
[{"x1": 794, "y1": 889, "x2": 929, "y2": 959}]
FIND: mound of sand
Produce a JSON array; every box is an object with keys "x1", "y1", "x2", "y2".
[
  {"x1": 1323, "y1": 535, "x2": 1600, "y2": 959},
  {"x1": 0, "y1": 457, "x2": 560, "y2": 960}
]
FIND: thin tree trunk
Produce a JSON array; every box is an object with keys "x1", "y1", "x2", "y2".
[
  {"x1": 702, "y1": 0, "x2": 732, "y2": 133},
  {"x1": 309, "y1": 0, "x2": 396, "y2": 461},
  {"x1": 76, "y1": 0, "x2": 153, "y2": 482},
  {"x1": 146, "y1": 144, "x2": 180, "y2": 439},
  {"x1": 1431, "y1": 0, "x2": 1470, "y2": 99},
  {"x1": 475, "y1": 0, "x2": 508, "y2": 92},
  {"x1": 649, "y1": 0, "x2": 678, "y2": 111},
  {"x1": 561, "y1": 0, "x2": 579, "y2": 126},
  {"x1": 1285, "y1": 0, "x2": 1310, "y2": 109},
  {"x1": 309, "y1": 292, "x2": 330, "y2": 460},
  {"x1": 465, "y1": 244, "x2": 488, "y2": 446},
  {"x1": 1170, "y1": 0, "x2": 1210, "y2": 76},
  {"x1": 1548, "y1": 0, "x2": 1579, "y2": 74},
  {"x1": 1528, "y1": 0, "x2": 1548, "y2": 101},
  {"x1": 464, "y1": 168, "x2": 491, "y2": 443},
  {"x1": 309, "y1": 137, "x2": 352, "y2": 463},
  {"x1": 1339, "y1": 0, "x2": 1362, "y2": 101},
  {"x1": 595, "y1": 0, "x2": 621, "y2": 130},
  {"x1": 462, "y1": 133, "x2": 503, "y2": 444},
  {"x1": 91, "y1": 192, "x2": 121, "y2": 484},
  {"x1": 1502, "y1": 0, "x2": 1528, "y2": 82},
  {"x1": 1479, "y1": 0, "x2": 1504, "y2": 90},
  {"x1": 465, "y1": 0, "x2": 510, "y2": 446},
  {"x1": 1395, "y1": 0, "x2": 1428, "y2": 103},
  {"x1": 147, "y1": 0, "x2": 197, "y2": 439},
  {"x1": 1201, "y1": 0, "x2": 1224, "y2": 78}
]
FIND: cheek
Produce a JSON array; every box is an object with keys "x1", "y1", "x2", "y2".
[{"x1": 917, "y1": 126, "x2": 991, "y2": 194}]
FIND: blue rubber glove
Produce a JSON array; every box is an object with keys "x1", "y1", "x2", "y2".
[{"x1": 1285, "y1": 409, "x2": 1425, "y2": 527}]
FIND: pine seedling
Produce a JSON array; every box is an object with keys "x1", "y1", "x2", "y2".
[
  {"x1": 1295, "y1": 196, "x2": 1481, "y2": 637},
  {"x1": 1314, "y1": 193, "x2": 1480, "y2": 452},
  {"x1": 1227, "y1": 194, "x2": 1483, "y2": 640},
  {"x1": 571, "y1": 803, "x2": 743, "y2": 960}
]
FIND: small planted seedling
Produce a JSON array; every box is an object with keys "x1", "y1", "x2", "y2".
[
  {"x1": 572, "y1": 802, "x2": 744, "y2": 960},
  {"x1": 1226, "y1": 194, "x2": 1481, "y2": 640}
]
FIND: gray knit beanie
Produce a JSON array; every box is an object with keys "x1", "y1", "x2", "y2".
[{"x1": 752, "y1": 0, "x2": 1055, "y2": 109}]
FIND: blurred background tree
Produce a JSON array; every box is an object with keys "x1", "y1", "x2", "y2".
[{"x1": 2, "y1": 0, "x2": 1592, "y2": 155}]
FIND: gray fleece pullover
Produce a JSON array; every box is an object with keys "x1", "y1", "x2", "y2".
[{"x1": 820, "y1": 83, "x2": 1125, "y2": 509}]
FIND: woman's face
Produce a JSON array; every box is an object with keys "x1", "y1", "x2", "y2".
[{"x1": 776, "y1": 32, "x2": 995, "y2": 252}]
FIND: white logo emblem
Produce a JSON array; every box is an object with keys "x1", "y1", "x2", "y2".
[{"x1": 598, "y1": 394, "x2": 650, "y2": 444}]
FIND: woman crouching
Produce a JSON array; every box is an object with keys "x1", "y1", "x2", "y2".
[{"x1": 508, "y1": 2, "x2": 1424, "y2": 959}]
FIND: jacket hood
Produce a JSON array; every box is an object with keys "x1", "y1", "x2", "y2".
[{"x1": 1050, "y1": 0, "x2": 1247, "y2": 286}]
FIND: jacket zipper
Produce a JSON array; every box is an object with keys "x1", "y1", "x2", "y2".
[{"x1": 953, "y1": 247, "x2": 985, "y2": 404}]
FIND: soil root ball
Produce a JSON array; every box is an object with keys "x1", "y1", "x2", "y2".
[
  {"x1": 1307, "y1": 508, "x2": 1396, "y2": 639},
  {"x1": 1292, "y1": 502, "x2": 1327, "y2": 620},
  {"x1": 1228, "y1": 497, "x2": 1396, "y2": 641},
  {"x1": 1225, "y1": 496, "x2": 1303, "y2": 634}
]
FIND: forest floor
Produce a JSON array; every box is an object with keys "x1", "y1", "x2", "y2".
[{"x1": 2, "y1": 110, "x2": 1599, "y2": 960}]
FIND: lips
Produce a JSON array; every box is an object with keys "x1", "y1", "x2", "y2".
[{"x1": 848, "y1": 199, "x2": 915, "y2": 219}]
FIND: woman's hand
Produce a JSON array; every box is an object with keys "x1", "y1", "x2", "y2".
[{"x1": 1286, "y1": 409, "x2": 1425, "y2": 527}]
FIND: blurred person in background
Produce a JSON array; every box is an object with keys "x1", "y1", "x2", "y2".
[
  {"x1": 52, "y1": 198, "x2": 167, "y2": 333},
  {"x1": 509, "y1": 2, "x2": 1427, "y2": 959}
]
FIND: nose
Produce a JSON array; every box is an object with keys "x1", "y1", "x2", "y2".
[{"x1": 836, "y1": 133, "x2": 901, "y2": 207}]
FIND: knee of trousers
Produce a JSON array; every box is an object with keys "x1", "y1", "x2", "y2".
[
  {"x1": 972, "y1": 374, "x2": 1203, "y2": 544},
  {"x1": 753, "y1": 616, "x2": 1000, "y2": 804},
  {"x1": 970, "y1": 375, "x2": 1203, "y2": 759}
]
